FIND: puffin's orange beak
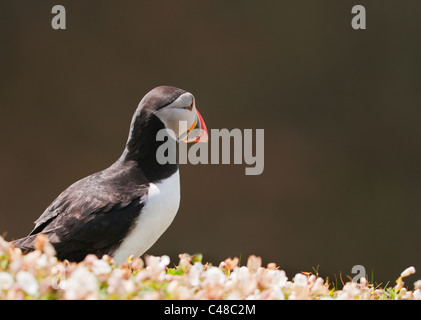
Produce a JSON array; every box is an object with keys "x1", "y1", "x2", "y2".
[{"x1": 182, "y1": 109, "x2": 208, "y2": 143}]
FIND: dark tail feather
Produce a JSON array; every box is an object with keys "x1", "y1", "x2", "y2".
[{"x1": 11, "y1": 235, "x2": 37, "y2": 253}]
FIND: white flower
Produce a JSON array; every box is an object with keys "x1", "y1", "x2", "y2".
[
  {"x1": 263, "y1": 269, "x2": 289, "y2": 288},
  {"x1": 159, "y1": 255, "x2": 170, "y2": 269},
  {"x1": 145, "y1": 255, "x2": 170, "y2": 281},
  {"x1": 16, "y1": 271, "x2": 39, "y2": 295},
  {"x1": 311, "y1": 277, "x2": 326, "y2": 293},
  {"x1": 203, "y1": 266, "x2": 226, "y2": 286},
  {"x1": 340, "y1": 282, "x2": 360, "y2": 299},
  {"x1": 277, "y1": 270, "x2": 289, "y2": 288},
  {"x1": 92, "y1": 259, "x2": 112, "y2": 276},
  {"x1": 167, "y1": 280, "x2": 193, "y2": 299},
  {"x1": 35, "y1": 254, "x2": 50, "y2": 268},
  {"x1": 401, "y1": 266, "x2": 416, "y2": 278},
  {"x1": 336, "y1": 292, "x2": 350, "y2": 300},
  {"x1": 414, "y1": 289, "x2": 421, "y2": 300},
  {"x1": 231, "y1": 266, "x2": 251, "y2": 288},
  {"x1": 191, "y1": 261, "x2": 204, "y2": 273},
  {"x1": 268, "y1": 285, "x2": 285, "y2": 300},
  {"x1": 146, "y1": 255, "x2": 170, "y2": 271},
  {"x1": 293, "y1": 273, "x2": 308, "y2": 287},
  {"x1": 0, "y1": 272, "x2": 14, "y2": 290},
  {"x1": 246, "y1": 255, "x2": 262, "y2": 273},
  {"x1": 64, "y1": 266, "x2": 98, "y2": 299},
  {"x1": 189, "y1": 262, "x2": 203, "y2": 287},
  {"x1": 227, "y1": 266, "x2": 256, "y2": 296},
  {"x1": 107, "y1": 269, "x2": 134, "y2": 296}
]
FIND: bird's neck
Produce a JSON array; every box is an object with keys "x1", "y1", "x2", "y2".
[{"x1": 117, "y1": 114, "x2": 178, "y2": 181}]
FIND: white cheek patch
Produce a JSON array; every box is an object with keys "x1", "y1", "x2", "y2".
[
  {"x1": 154, "y1": 93, "x2": 196, "y2": 138},
  {"x1": 169, "y1": 92, "x2": 194, "y2": 109}
]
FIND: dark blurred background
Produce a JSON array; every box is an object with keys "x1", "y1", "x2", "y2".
[{"x1": 1, "y1": 1, "x2": 420, "y2": 285}]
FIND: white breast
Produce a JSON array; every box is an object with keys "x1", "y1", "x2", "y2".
[{"x1": 113, "y1": 170, "x2": 180, "y2": 264}]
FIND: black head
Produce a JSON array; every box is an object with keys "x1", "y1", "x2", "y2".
[
  {"x1": 138, "y1": 86, "x2": 188, "y2": 113},
  {"x1": 121, "y1": 86, "x2": 208, "y2": 165}
]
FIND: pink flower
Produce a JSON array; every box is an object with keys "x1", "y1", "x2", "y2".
[
  {"x1": 64, "y1": 267, "x2": 98, "y2": 300},
  {"x1": 401, "y1": 266, "x2": 416, "y2": 278},
  {"x1": 246, "y1": 255, "x2": 262, "y2": 273}
]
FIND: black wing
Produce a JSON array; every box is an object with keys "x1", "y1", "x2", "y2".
[{"x1": 13, "y1": 162, "x2": 150, "y2": 261}]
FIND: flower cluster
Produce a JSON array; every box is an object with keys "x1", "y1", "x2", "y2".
[{"x1": 0, "y1": 235, "x2": 420, "y2": 300}]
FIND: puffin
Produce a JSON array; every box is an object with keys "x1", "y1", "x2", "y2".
[{"x1": 12, "y1": 86, "x2": 208, "y2": 263}]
